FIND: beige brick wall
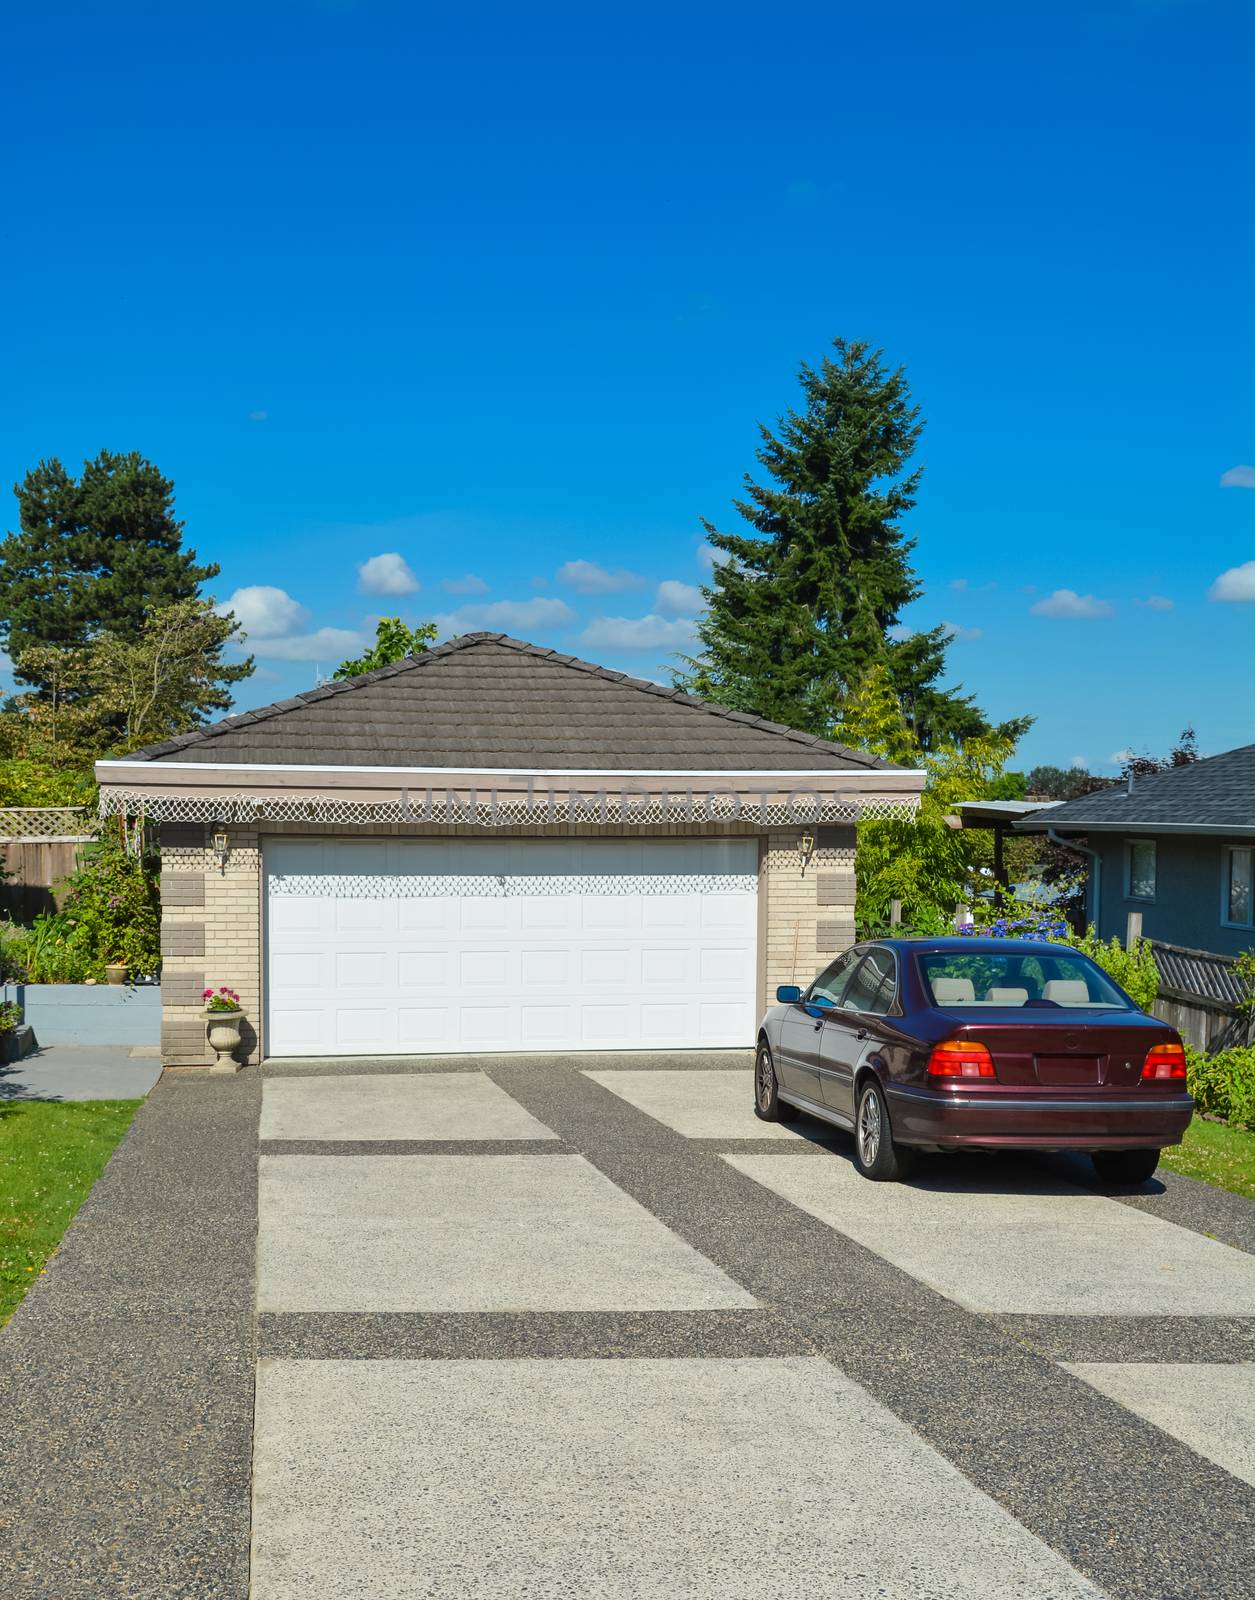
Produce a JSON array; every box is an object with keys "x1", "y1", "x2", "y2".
[
  {"x1": 762, "y1": 824, "x2": 857, "y2": 1004},
  {"x1": 158, "y1": 816, "x2": 859, "y2": 1064}
]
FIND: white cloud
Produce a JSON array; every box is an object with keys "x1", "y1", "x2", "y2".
[
  {"x1": 442, "y1": 573, "x2": 489, "y2": 595},
  {"x1": 950, "y1": 577, "x2": 969, "y2": 591},
  {"x1": 1209, "y1": 560, "x2": 1255, "y2": 602},
  {"x1": 577, "y1": 614, "x2": 696, "y2": 651},
  {"x1": 556, "y1": 559, "x2": 645, "y2": 594},
  {"x1": 255, "y1": 626, "x2": 366, "y2": 662},
  {"x1": 940, "y1": 620, "x2": 983, "y2": 642},
  {"x1": 1069, "y1": 755, "x2": 1088, "y2": 770},
  {"x1": 357, "y1": 552, "x2": 420, "y2": 596},
  {"x1": 216, "y1": 585, "x2": 309, "y2": 639},
  {"x1": 1108, "y1": 747, "x2": 1134, "y2": 765},
  {"x1": 1029, "y1": 589, "x2": 1114, "y2": 619},
  {"x1": 434, "y1": 597, "x2": 577, "y2": 636},
  {"x1": 1219, "y1": 464, "x2": 1255, "y2": 489},
  {"x1": 248, "y1": 409, "x2": 268, "y2": 422},
  {"x1": 655, "y1": 579, "x2": 704, "y2": 616},
  {"x1": 1136, "y1": 594, "x2": 1174, "y2": 610},
  {"x1": 697, "y1": 542, "x2": 731, "y2": 570},
  {"x1": 887, "y1": 623, "x2": 916, "y2": 642}
]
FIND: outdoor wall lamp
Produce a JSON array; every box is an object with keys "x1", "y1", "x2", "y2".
[
  {"x1": 799, "y1": 831, "x2": 816, "y2": 868},
  {"x1": 212, "y1": 829, "x2": 230, "y2": 874}
]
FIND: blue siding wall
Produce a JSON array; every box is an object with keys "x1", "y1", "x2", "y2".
[{"x1": 1094, "y1": 834, "x2": 1254, "y2": 958}]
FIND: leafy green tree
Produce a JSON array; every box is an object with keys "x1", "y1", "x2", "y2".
[
  {"x1": 829, "y1": 659, "x2": 919, "y2": 766},
  {"x1": 0, "y1": 452, "x2": 224, "y2": 696},
  {"x1": 675, "y1": 339, "x2": 1026, "y2": 750},
  {"x1": 334, "y1": 617, "x2": 437, "y2": 679}
]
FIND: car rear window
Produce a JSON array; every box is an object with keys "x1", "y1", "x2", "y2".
[{"x1": 917, "y1": 950, "x2": 1133, "y2": 1010}]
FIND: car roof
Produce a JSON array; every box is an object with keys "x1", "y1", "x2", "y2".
[{"x1": 875, "y1": 937, "x2": 1080, "y2": 956}]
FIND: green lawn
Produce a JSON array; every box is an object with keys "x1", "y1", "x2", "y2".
[
  {"x1": 1162, "y1": 1117, "x2": 1255, "y2": 1203},
  {"x1": 0, "y1": 1099, "x2": 141, "y2": 1326}
]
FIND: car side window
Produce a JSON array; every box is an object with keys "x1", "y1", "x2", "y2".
[
  {"x1": 808, "y1": 951, "x2": 859, "y2": 1008},
  {"x1": 842, "y1": 948, "x2": 897, "y2": 1015}
]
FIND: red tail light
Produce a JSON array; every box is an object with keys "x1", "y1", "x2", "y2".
[
  {"x1": 1142, "y1": 1042, "x2": 1188, "y2": 1080},
  {"x1": 927, "y1": 1040, "x2": 995, "y2": 1079}
]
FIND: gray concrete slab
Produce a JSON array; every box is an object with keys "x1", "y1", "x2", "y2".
[
  {"x1": 584, "y1": 1066, "x2": 801, "y2": 1138},
  {"x1": 1062, "y1": 1361, "x2": 1255, "y2": 1488},
  {"x1": 0, "y1": 1043, "x2": 162, "y2": 1101},
  {"x1": 259, "y1": 1069, "x2": 558, "y2": 1142},
  {"x1": 724, "y1": 1152, "x2": 1255, "y2": 1315},
  {"x1": 251, "y1": 1356, "x2": 1104, "y2": 1600},
  {"x1": 257, "y1": 1153, "x2": 757, "y2": 1312}
]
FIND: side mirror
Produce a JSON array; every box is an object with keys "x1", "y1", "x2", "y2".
[{"x1": 776, "y1": 984, "x2": 802, "y2": 1004}]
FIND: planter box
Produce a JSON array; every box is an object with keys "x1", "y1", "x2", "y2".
[
  {"x1": 1, "y1": 983, "x2": 162, "y2": 1048},
  {"x1": 1, "y1": 1023, "x2": 36, "y2": 1064}
]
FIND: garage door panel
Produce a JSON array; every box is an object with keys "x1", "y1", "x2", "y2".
[
  {"x1": 397, "y1": 950, "x2": 453, "y2": 990},
  {"x1": 521, "y1": 949, "x2": 572, "y2": 988},
  {"x1": 265, "y1": 838, "x2": 757, "y2": 1057}
]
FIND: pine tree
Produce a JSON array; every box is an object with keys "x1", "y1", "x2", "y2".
[
  {"x1": 675, "y1": 339, "x2": 1025, "y2": 750},
  {"x1": 0, "y1": 451, "x2": 221, "y2": 694}
]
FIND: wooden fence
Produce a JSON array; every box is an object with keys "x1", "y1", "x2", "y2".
[{"x1": 0, "y1": 808, "x2": 98, "y2": 920}]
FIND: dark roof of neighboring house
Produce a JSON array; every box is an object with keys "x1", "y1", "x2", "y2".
[
  {"x1": 1015, "y1": 742, "x2": 1255, "y2": 835},
  {"x1": 126, "y1": 633, "x2": 894, "y2": 772}
]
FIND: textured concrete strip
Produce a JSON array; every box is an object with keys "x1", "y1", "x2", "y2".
[
  {"x1": 258, "y1": 1307, "x2": 807, "y2": 1360},
  {"x1": 992, "y1": 1314, "x2": 1255, "y2": 1364},
  {"x1": 0, "y1": 1070, "x2": 259, "y2": 1599},
  {"x1": 687, "y1": 1134, "x2": 833, "y2": 1155},
  {"x1": 259, "y1": 1070, "x2": 558, "y2": 1141},
  {"x1": 251, "y1": 1357, "x2": 1104, "y2": 1600},
  {"x1": 260, "y1": 1137, "x2": 570, "y2": 1156},
  {"x1": 724, "y1": 1152, "x2": 1255, "y2": 1315},
  {"x1": 583, "y1": 1067, "x2": 801, "y2": 1138},
  {"x1": 486, "y1": 1062, "x2": 1255, "y2": 1600},
  {"x1": 1063, "y1": 1362, "x2": 1255, "y2": 1487},
  {"x1": 257, "y1": 1153, "x2": 756, "y2": 1313}
]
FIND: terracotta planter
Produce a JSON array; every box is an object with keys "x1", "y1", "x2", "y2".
[
  {"x1": 203, "y1": 1006, "x2": 245, "y2": 1068},
  {"x1": 105, "y1": 963, "x2": 129, "y2": 986}
]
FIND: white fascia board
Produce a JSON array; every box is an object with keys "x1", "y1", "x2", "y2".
[{"x1": 95, "y1": 758, "x2": 926, "y2": 788}]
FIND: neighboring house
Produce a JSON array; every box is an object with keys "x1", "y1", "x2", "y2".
[
  {"x1": 94, "y1": 633, "x2": 923, "y2": 1067},
  {"x1": 1015, "y1": 742, "x2": 1254, "y2": 959},
  {"x1": 1016, "y1": 743, "x2": 1255, "y2": 1048}
]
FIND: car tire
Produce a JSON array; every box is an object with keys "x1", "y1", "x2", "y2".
[
  {"x1": 853, "y1": 1078, "x2": 916, "y2": 1181},
  {"x1": 1091, "y1": 1148, "x2": 1160, "y2": 1186},
  {"x1": 754, "y1": 1040, "x2": 798, "y2": 1122}
]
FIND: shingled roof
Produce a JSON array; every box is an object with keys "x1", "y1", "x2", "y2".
[
  {"x1": 130, "y1": 633, "x2": 894, "y2": 772},
  {"x1": 1016, "y1": 742, "x2": 1255, "y2": 836}
]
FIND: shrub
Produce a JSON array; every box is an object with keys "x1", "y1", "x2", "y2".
[
  {"x1": 1186, "y1": 1045, "x2": 1255, "y2": 1131},
  {"x1": 0, "y1": 999, "x2": 21, "y2": 1035}
]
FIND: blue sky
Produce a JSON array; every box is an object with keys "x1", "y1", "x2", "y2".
[{"x1": 1, "y1": 0, "x2": 1251, "y2": 773}]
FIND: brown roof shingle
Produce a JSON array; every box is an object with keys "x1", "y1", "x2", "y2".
[{"x1": 132, "y1": 633, "x2": 892, "y2": 772}]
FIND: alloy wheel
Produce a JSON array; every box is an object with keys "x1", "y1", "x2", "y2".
[
  {"x1": 757, "y1": 1047, "x2": 773, "y2": 1110},
  {"x1": 857, "y1": 1088, "x2": 881, "y2": 1167}
]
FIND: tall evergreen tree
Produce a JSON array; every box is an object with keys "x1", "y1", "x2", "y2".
[
  {"x1": 675, "y1": 340, "x2": 1026, "y2": 750},
  {"x1": 0, "y1": 451, "x2": 222, "y2": 695}
]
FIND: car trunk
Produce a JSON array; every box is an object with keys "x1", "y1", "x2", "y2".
[{"x1": 950, "y1": 1019, "x2": 1167, "y2": 1089}]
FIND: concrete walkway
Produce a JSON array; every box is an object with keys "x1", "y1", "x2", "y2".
[
  {"x1": 2, "y1": 1054, "x2": 1254, "y2": 1597},
  {"x1": 0, "y1": 1043, "x2": 163, "y2": 1101}
]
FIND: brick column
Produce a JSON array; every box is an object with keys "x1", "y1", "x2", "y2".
[
  {"x1": 763, "y1": 824, "x2": 857, "y2": 1003},
  {"x1": 158, "y1": 822, "x2": 262, "y2": 1067}
]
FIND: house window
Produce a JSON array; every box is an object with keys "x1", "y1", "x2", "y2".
[
  {"x1": 1126, "y1": 839, "x2": 1156, "y2": 901},
  {"x1": 1225, "y1": 846, "x2": 1253, "y2": 927}
]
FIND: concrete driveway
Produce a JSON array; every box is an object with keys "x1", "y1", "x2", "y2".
[{"x1": 2, "y1": 1053, "x2": 1253, "y2": 1597}]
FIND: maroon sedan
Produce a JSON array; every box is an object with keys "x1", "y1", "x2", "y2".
[{"x1": 755, "y1": 937, "x2": 1192, "y2": 1184}]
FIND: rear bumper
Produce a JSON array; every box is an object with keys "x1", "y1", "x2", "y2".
[{"x1": 885, "y1": 1084, "x2": 1194, "y2": 1151}]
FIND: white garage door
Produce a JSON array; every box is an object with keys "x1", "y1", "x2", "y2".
[{"x1": 264, "y1": 837, "x2": 759, "y2": 1057}]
